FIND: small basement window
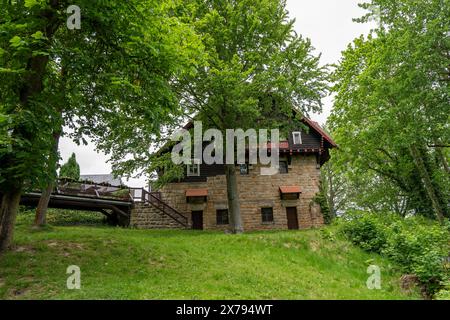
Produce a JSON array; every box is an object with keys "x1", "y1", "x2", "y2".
[
  {"x1": 279, "y1": 161, "x2": 288, "y2": 174},
  {"x1": 240, "y1": 164, "x2": 249, "y2": 175},
  {"x1": 261, "y1": 207, "x2": 274, "y2": 223},
  {"x1": 216, "y1": 209, "x2": 229, "y2": 225},
  {"x1": 187, "y1": 160, "x2": 200, "y2": 177},
  {"x1": 292, "y1": 131, "x2": 302, "y2": 145}
]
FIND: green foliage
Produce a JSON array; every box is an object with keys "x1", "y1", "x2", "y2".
[
  {"x1": 313, "y1": 189, "x2": 331, "y2": 224},
  {"x1": 1, "y1": 1, "x2": 62, "y2": 191},
  {"x1": 16, "y1": 207, "x2": 104, "y2": 226},
  {"x1": 0, "y1": 0, "x2": 203, "y2": 251},
  {"x1": 339, "y1": 211, "x2": 450, "y2": 296},
  {"x1": 435, "y1": 281, "x2": 450, "y2": 300},
  {"x1": 319, "y1": 152, "x2": 350, "y2": 219},
  {"x1": 0, "y1": 0, "x2": 203, "y2": 191},
  {"x1": 59, "y1": 153, "x2": 80, "y2": 181},
  {"x1": 110, "y1": 189, "x2": 130, "y2": 198},
  {"x1": 329, "y1": 0, "x2": 450, "y2": 220},
  {"x1": 148, "y1": 0, "x2": 329, "y2": 185},
  {"x1": 340, "y1": 212, "x2": 389, "y2": 253}
]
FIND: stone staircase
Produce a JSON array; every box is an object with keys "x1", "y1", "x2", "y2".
[{"x1": 130, "y1": 190, "x2": 188, "y2": 229}]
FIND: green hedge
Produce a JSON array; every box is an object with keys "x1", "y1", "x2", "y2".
[{"x1": 338, "y1": 211, "x2": 450, "y2": 297}]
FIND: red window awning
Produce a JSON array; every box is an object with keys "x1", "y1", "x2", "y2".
[
  {"x1": 186, "y1": 189, "x2": 208, "y2": 197},
  {"x1": 279, "y1": 186, "x2": 302, "y2": 194}
]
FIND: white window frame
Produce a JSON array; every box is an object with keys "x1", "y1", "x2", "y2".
[
  {"x1": 187, "y1": 159, "x2": 201, "y2": 177},
  {"x1": 292, "y1": 131, "x2": 302, "y2": 145}
]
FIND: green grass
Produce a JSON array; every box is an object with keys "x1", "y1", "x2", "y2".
[{"x1": 0, "y1": 210, "x2": 419, "y2": 300}]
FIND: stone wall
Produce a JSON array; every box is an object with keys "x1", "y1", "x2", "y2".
[
  {"x1": 131, "y1": 154, "x2": 324, "y2": 231},
  {"x1": 130, "y1": 203, "x2": 186, "y2": 229}
]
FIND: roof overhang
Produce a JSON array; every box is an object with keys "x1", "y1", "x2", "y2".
[
  {"x1": 301, "y1": 118, "x2": 338, "y2": 148},
  {"x1": 279, "y1": 186, "x2": 302, "y2": 194},
  {"x1": 185, "y1": 189, "x2": 208, "y2": 197}
]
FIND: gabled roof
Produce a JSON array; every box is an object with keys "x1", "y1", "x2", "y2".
[
  {"x1": 157, "y1": 116, "x2": 337, "y2": 155},
  {"x1": 302, "y1": 118, "x2": 337, "y2": 148},
  {"x1": 184, "y1": 117, "x2": 337, "y2": 147}
]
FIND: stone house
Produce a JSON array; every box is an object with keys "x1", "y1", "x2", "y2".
[{"x1": 131, "y1": 118, "x2": 337, "y2": 231}]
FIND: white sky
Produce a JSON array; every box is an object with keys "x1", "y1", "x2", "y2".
[{"x1": 59, "y1": 0, "x2": 373, "y2": 188}]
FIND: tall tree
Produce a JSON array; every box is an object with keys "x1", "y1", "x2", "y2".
[
  {"x1": 330, "y1": 0, "x2": 449, "y2": 221},
  {"x1": 0, "y1": 0, "x2": 62, "y2": 252},
  {"x1": 0, "y1": 0, "x2": 202, "y2": 251},
  {"x1": 182, "y1": 0, "x2": 329, "y2": 233},
  {"x1": 319, "y1": 153, "x2": 349, "y2": 220},
  {"x1": 59, "y1": 153, "x2": 80, "y2": 180}
]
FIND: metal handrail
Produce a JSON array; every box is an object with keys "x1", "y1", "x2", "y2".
[{"x1": 142, "y1": 189, "x2": 188, "y2": 227}]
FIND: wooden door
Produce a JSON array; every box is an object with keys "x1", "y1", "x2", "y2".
[
  {"x1": 191, "y1": 211, "x2": 203, "y2": 230},
  {"x1": 286, "y1": 207, "x2": 299, "y2": 230}
]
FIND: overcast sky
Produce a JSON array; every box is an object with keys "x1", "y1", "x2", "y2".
[{"x1": 59, "y1": 0, "x2": 373, "y2": 188}]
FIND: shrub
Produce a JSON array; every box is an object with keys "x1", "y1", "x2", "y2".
[
  {"x1": 45, "y1": 209, "x2": 106, "y2": 226},
  {"x1": 435, "y1": 281, "x2": 450, "y2": 300},
  {"x1": 338, "y1": 211, "x2": 450, "y2": 297},
  {"x1": 313, "y1": 191, "x2": 331, "y2": 224},
  {"x1": 382, "y1": 219, "x2": 449, "y2": 290},
  {"x1": 338, "y1": 211, "x2": 390, "y2": 253}
]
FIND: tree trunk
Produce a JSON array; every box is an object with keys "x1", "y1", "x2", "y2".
[
  {"x1": 225, "y1": 164, "x2": 243, "y2": 233},
  {"x1": 409, "y1": 145, "x2": 445, "y2": 223},
  {"x1": 0, "y1": 185, "x2": 23, "y2": 254},
  {"x1": 33, "y1": 183, "x2": 54, "y2": 227},
  {"x1": 435, "y1": 147, "x2": 450, "y2": 175},
  {"x1": 33, "y1": 130, "x2": 61, "y2": 227},
  {"x1": 327, "y1": 168, "x2": 336, "y2": 220}
]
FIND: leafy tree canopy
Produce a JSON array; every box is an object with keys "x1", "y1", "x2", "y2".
[
  {"x1": 328, "y1": 0, "x2": 449, "y2": 221},
  {"x1": 0, "y1": 0, "x2": 203, "y2": 191}
]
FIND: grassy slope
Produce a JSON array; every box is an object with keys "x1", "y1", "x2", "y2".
[{"x1": 0, "y1": 212, "x2": 418, "y2": 300}]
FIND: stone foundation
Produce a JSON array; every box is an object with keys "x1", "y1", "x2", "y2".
[{"x1": 130, "y1": 203, "x2": 186, "y2": 229}]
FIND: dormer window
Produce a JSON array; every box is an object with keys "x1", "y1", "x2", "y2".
[
  {"x1": 292, "y1": 131, "x2": 302, "y2": 145},
  {"x1": 187, "y1": 159, "x2": 200, "y2": 177}
]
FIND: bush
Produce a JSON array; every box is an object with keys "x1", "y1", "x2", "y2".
[
  {"x1": 313, "y1": 191, "x2": 331, "y2": 224},
  {"x1": 338, "y1": 211, "x2": 450, "y2": 297},
  {"x1": 383, "y1": 219, "x2": 449, "y2": 291},
  {"x1": 435, "y1": 281, "x2": 450, "y2": 300},
  {"x1": 339, "y1": 211, "x2": 390, "y2": 253}
]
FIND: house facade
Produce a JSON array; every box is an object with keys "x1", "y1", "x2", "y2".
[{"x1": 130, "y1": 118, "x2": 337, "y2": 231}]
